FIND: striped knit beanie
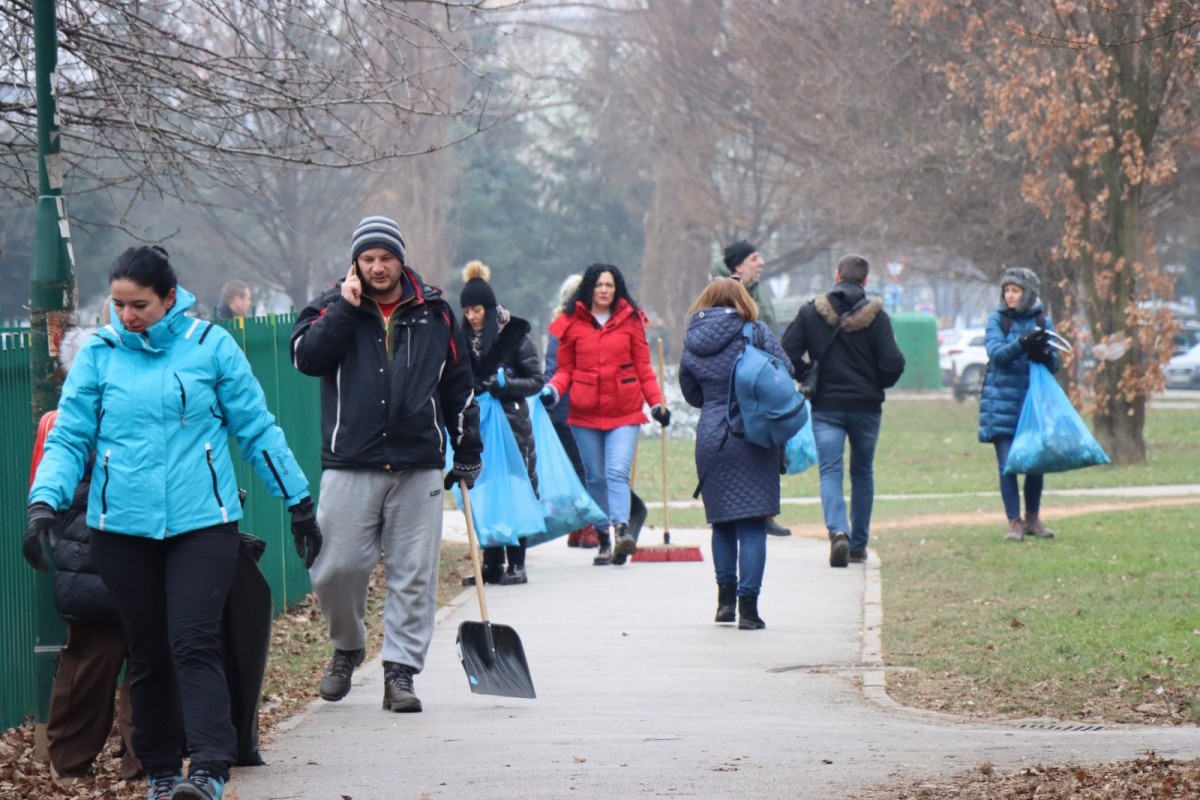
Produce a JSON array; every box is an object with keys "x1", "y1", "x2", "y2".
[{"x1": 351, "y1": 216, "x2": 406, "y2": 264}]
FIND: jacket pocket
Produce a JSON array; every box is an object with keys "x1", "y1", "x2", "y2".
[
  {"x1": 204, "y1": 443, "x2": 230, "y2": 523},
  {"x1": 98, "y1": 449, "x2": 112, "y2": 531},
  {"x1": 616, "y1": 363, "x2": 641, "y2": 411},
  {"x1": 571, "y1": 371, "x2": 600, "y2": 414}
]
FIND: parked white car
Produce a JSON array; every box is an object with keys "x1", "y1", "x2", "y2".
[
  {"x1": 1164, "y1": 342, "x2": 1200, "y2": 390},
  {"x1": 939, "y1": 328, "x2": 988, "y2": 401}
]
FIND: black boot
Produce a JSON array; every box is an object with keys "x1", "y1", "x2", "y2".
[
  {"x1": 593, "y1": 529, "x2": 612, "y2": 566},
  {"x1": 611, "y1": 522, "x2": 636, "y2": 565},
  {"x1": 737, "y1": 595, "x2": 766, "y2": 630},
  {"x1": 715, "y1": 584, "x2": 736, "y2": 623}
]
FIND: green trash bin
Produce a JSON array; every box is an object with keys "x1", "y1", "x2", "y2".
[{"x1": 890, "y1": 312, "x2": 941, "y2": 390}]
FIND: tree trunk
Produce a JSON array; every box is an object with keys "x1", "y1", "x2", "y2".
[{"x1": 1086, "y1": 174, "x2": 1147, "y2": 465}]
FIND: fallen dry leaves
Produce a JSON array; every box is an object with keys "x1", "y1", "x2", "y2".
[{"x1": 0, "y1": 546, "x2": 471, "y2": 800}]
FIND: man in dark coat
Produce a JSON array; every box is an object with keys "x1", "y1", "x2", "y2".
[
  {"x1": 291, "y1": 215, "x2": 482, "y2": 714},
  {"x1": 781, "y1": 254, "x2": 906, "y2": 567}
]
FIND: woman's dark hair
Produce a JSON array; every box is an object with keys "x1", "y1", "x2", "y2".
[
  {"x1": 569, "y1": 263, "x2": 638, "y2": 316},
  {"x1": 109, "y1": 245, "x2": 177, "y2": 299}
]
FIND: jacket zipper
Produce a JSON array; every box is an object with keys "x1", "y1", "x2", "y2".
[
  {"x1": 175, "y1": 374, "x2": 187, "y2": 427},
  {"x1": 99, "y1": 449, "x2": 111, "y2": 530},
  {"x1": 205, "y1": 443, "x2": 229, "y2": 522}
]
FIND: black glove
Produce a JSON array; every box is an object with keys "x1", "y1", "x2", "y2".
[
  {"x1": 650, "y1": 404, "x2": 671, "y2": 427},
  {"x1": 288, "y1": 497, "x2": 322, "y2": 569},
  {"x1": 24, "y1": 502, "x2": 56, "y2": 572},
  {"x1": 445, "y1": 461, "x2": 482, "y2": 491},
  {"x1": 480, "y1": 376, "x2": 504, "y2": 397},
  {"x1": 1019, "y1": 329, "x2": 1049, "y2": 355},
  {"x1": 540, "y1": 385, "x2": 559, "y2": 408},
  {"x1": 1029, "y1": 347, "x2": 1054, "y2": 366}
]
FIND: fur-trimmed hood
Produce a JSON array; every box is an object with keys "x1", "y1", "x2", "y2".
[{"x1": 813, "y1": 293, "x2": 884, "y2": 333}]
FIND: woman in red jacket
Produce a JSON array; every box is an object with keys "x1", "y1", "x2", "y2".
[{"x1": 543, "y1": 263, "x2": 669, "y2": 565}]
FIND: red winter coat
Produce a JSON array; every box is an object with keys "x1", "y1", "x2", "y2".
[{"x1": 547, "y1": 299, "x2": 662, "y2": 430}]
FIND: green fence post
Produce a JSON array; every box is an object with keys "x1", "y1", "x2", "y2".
[{"x1": 29, "y1": 0, "x2": 73, "y2": 741}]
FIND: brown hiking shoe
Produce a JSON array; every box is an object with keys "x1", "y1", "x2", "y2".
[
  {"x1": 1004, "y1": 518, "x2": 1025, "y2": 541},
  {"x1": 1024, "y1": 515, "x2": 1055, "y2": 538}
]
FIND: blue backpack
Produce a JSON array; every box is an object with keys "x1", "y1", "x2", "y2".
[{"x1": 729, "y1": 322, "x2": 807, "y2": 448}]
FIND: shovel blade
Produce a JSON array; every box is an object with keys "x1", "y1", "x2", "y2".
[
  {"x1": 456, "y1": 621, "x2": 536, "y2": 699},
  {"x1": 628, "y1": 490, "x2": 648, "y2": 544}
]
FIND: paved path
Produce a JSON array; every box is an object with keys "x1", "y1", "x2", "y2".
[{"x1": 232, "y1": 509, "x2": 1200, "y2": 800}]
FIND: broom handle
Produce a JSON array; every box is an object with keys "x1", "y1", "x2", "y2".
[
  {"x1": 656, "y1": 338, "x2": 670, "y2": 543},
  {"x1": 459, "y1": 480, "x2": 490, "y2": 623}
]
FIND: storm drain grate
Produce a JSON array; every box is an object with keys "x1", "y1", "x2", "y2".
[{"x1": 1013, "y1": 722, "x2": 1106, "y2": 732}]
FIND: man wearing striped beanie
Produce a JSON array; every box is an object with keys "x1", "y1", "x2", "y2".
[{"x1": 290, "y1": 215, "x2": 482, "y2": 714}]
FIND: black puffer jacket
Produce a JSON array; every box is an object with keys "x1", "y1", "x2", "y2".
[
  {"x1": 470, "y1": 315, "x2": 545, "y2": 491},
  {"x1": 54, "y1": 463, "x2": 121, "y2": 623},
  {"x1": 291, "y1": 267, "x2": 482, "y2": 472},
  {"x1": 781, "y1": 282, "x2": 906, "y2": 413}
]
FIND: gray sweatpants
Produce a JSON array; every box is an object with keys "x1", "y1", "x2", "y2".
[{"x1": 310, "y1": 468, "x2": 444, "y2": 672}]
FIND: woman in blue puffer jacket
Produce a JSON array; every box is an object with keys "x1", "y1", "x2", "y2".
[
  {"x1": 26, "y1": 246, "x2": 320, "y2": 800},
  {"x1": 978, "y1": 267, "x2": 1060, "y2": 542}
]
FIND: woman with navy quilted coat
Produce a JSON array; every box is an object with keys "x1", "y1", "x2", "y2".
[
  {"x1": 978, "y1": 267, "x2": 1061, "y2": 542},
  {"x1": 679, "y1": 278, "x2": 795, "y2": 631}
]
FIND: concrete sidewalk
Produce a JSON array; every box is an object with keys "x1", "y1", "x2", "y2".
[{"x1": 232, "y1": 515, "x2": 1200, "y2": 799}]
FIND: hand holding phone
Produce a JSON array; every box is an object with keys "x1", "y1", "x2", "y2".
[{"x1": 342, "y1": 262, "x2": 363, "y2": 307}]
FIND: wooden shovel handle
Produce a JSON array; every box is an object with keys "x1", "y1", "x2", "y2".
[
  {"x1": 656, "y1": 338, "x2": 670, "y2": 540},
  {"x1": 459, "y1": 480, "x2": 490, "y2": 623}
]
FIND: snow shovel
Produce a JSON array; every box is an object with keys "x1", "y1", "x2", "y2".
[
  {"x1": 628, "y1": 490, "x2": 648, "y2": 545},
  {"x1": 455, "y1": 480, "x2": 536, "y2": 699}
]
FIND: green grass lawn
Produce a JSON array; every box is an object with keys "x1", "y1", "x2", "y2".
[
  {"x1": 634, "y1": 397, "x2": 1200, "y2": 508},
  {"x1": 636, "y1": 397, "x2": 1200, "y2": 723},
  {"x1": 877, "y1": 505, "x2": 1200, "y2": 724}
]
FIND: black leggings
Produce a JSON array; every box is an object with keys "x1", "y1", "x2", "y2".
[{"x1": 91, "y1": 523, "x2": 239, "y2": 779}]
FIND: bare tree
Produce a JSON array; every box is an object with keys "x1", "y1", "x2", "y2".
[
  {"x1": 0, "y1": 0, "x2": 523, "y2": 205},
  {"x1": 894, "y1": 0, "x2": 1200, "y2": 464}
]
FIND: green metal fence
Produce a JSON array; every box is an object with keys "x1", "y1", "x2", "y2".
[
  {"x1": 1, "y1": 330, "x2": 40, "y2": 731},
  {"x1": 0, "y1": 315, "x2": 322, "y2": 731}
]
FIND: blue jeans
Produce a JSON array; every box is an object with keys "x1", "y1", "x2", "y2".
[
  {"x1": 570, "y1": 424, "x2": 639, "y2": 526},
  {"x1": 992, "y1": 437, "x2": 1043, "y2": 521},
  {"x1": 711, "y1": 518, "x2": 767, "y2": 597},
  {"x1": 812, "y1": 410, "x2": 882, "y2": 551}
]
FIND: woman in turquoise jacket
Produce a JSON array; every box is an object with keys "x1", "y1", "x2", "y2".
[{"x1": 26, "y1": 246, "x2": 321, "y2": 800}]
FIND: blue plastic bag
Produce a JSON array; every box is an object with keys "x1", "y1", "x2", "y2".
[
  {"x1": 1004, "y1": 364, "x2": 1111, "y2": 475},
  {"x1": 783, "y1": 412, "x2": 817, "y2": 475},
  {"x1": 445, "y1": 394, "x2": 545, "y2": 547},
  {"x1": 523, "y1": 398, "x2": 608, "y2": 547}
]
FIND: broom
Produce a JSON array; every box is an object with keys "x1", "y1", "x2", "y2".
[{"x1": 632, "y1": 338, "x2": 702, "y2": 563}]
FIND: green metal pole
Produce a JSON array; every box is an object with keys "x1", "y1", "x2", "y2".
[{"x1": 30, "y1": 0, "x2": 73, "y2": 733}]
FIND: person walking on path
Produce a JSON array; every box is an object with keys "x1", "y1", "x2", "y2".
[
  {"x1": 781, "y1": 254, "x2": 905, "y2": 568},
  {"x1": 215, "y1": 280, "x2": 252, "y2": 321},
  {"x1": 28, "y1": 409, "x2": 142, "y2": 789},
  {"x1": 680, "y1": 278, "x2": 794, "y2": 630},
  {"x1": 545, "y1": 274, "x2": 600, "y2": 550},
  {"x1": 978, "y1": 267, "x2": 1061, "y2": 541},
  {"x1": 542, "y1": 263, "x2": 669, "y2": 566},
  {"x1": 459, "y1": 260, "x2": 545, "y2": 585},
  {"x1": 711, "y1": 240, "x2": 789, "y2": 538},
  {"x1": 27, "y1": 245, "x2": 318, "y2": 800},
  {"x1": 711, "y1": 239, "x2": 777, "y2": 331},
  {"x1": 290, "y1": 216, "x2": 482, "y2": 715}
]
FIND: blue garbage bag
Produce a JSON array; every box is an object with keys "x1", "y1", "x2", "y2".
[
  {"x1": 1004, "y1": 363, "x2": 1111, "y2": 474},
  {"x1": 523, "y1": 398, "x2": 608, "y2": 547},
  {"x1": 783, "y1": 412, "x2": 817, "y2": 475},
  {"x1": 446, "y1": 394, "x2": 544, "y2": 547}
]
